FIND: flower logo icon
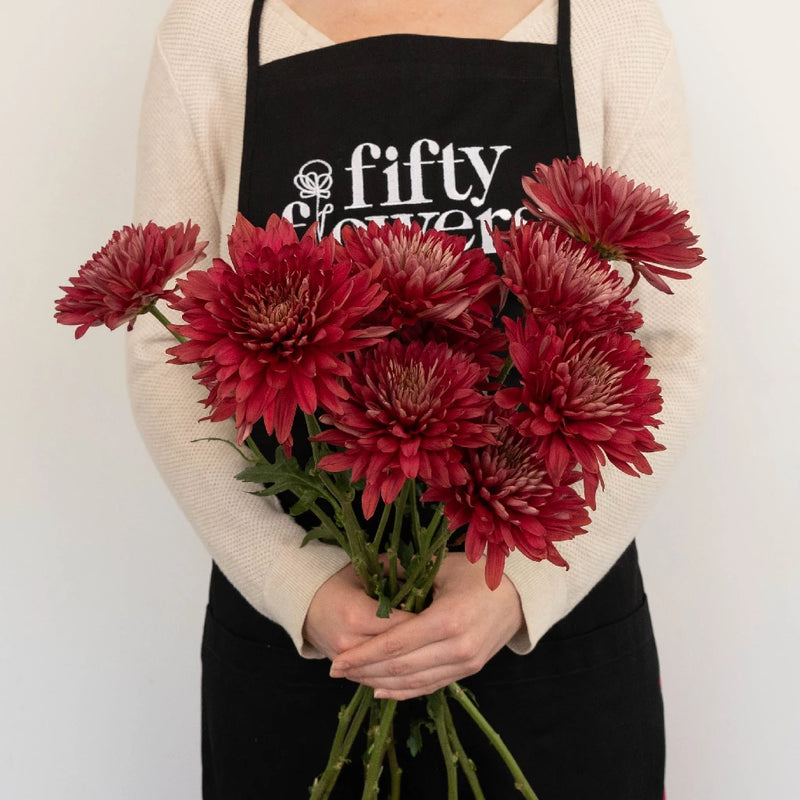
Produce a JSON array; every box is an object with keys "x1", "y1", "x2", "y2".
[{"x1": 293, "y1": 159, "x2": 335, "y2": 236}]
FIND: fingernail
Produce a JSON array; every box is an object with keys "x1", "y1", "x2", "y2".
[{"x1": 374, "y1": 689, "x2": 387, "y2": 699}]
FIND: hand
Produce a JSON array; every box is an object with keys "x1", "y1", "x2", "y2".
[
  {"x1": 328, "y1": 553, "x2": 524, "y2": 700},
  {"x1": 303, "y1": 563, "x2": 413, "y2": 660}
]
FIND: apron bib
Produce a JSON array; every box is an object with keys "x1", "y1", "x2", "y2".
[{"x1": 202, "y1": 3, "x2": 665, "y2": 797}]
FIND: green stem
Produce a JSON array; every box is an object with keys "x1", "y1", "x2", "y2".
[
  {"x1": 497, "y1": 355, "x2": 513, "y2": 386},
  {"x1": 304, "y1": 412, "x2": 325, "y2": 470},
  {"x1": 424, "y1": 502, "x2": 445, "y2": 550},
  {"x1": 361, "y1": 699, "x2": 397, "y2": 800},
  {"x1": 369, "y1": 501, "x2": 393, "y2": 558},
  {"x1": 303, "y1": 413, "x2": 343, "y2": 503},
  {"x1": 308, "y1": 502, "x2": 351, "y2": 552},
  {"x1": 388, "y1": 482, "x2": 410, "y2": 596},
  {"x1": 409, "y1": 480, "x2": 422, "y2": 551},
  {"x1": 430, "y1": 690, "x2": 459, "y2": 800},
  {"x1": 340, "y1": 691, "x2": 373, "y2": 766},
  {"x1": 447, "y1": 684, "x2": 539, "y2": 800},
  {"x1": 245, "y1": 436, "x2": 266, "y2": 462},
  {"x1": 310, "y1": 684, "x2": 372, "y2": 799},
  {"x1": 443, "y1": 695, "x2": 485, "y2": 800},
  {"x1": 303, "y1": 409, "x2": 376, "y2": 585},
  {"x1": 386, "y1": 726, "x2": 402, "y2": 800},
  {"x1": 394, "y1": 522, "x2": 450, "y2": 611},
  {"x1": 145, "y1": 304, "x2": 185, "y2": 343},
  {"x1": 302, "y1": 414, "x2": 379, "y2": 584},
  {"x1": 340, "y1": 501, "x2": 379, "y2": 586},
  {"x1": 317, "y1": 470, "x2": 344, "y2": 506}
]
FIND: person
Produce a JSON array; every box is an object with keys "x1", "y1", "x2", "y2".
[{"x1": 129, "y1": 0, "x2": 709, "y2": 796}]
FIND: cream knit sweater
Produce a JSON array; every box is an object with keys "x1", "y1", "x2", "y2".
[{"x1": 129, "y1": 0, "x2": 709, "y2": 657}]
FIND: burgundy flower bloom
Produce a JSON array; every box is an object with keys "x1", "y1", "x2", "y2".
[
  {"x1": 496, "y1": 316, "x2": 664, "y2": 508},
  {"x1": 493, "y1": 220, "x2": 642, "y2": 335},
  {"x1": 55, "y1": 221, "x2": 207, "y2": 338},
  {"x1": 167, "y1": 214, "x2": 388, "y2": 446},
  {"x1": 422, "y1": 420, "x2": 590, "y2": 590},
  {"x1": 341, "y1": 220, "x2": 500, "y2": 331},
  {"x1": 315, "y1": 339, "x2": 496, "y2": 518},
  {"x1": 522, "y1": 157, "x2": 704, "y2": 293}
]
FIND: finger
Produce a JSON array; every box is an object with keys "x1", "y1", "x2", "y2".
[
  {"x1": 330, "y1": 654, "x2": 465, "y2": 699},
  {"x1": 331, "y1": 618, "x2": 437, "y2": 673},
  {"x1": 372, "y1": 677, "x2": 457, "y2": 701},
  {"x1": 330, "y1": 608, "x2": 450, "y2": 673},
  {"x1": 369, "y1": 663, "x2": 461, "y2": 698},
  {"x1": 368, "y1": 662, "x2": 474, "y2": 700},
  {"x1": 337, "y1": 638, "x2": 456, "y2": 683}
]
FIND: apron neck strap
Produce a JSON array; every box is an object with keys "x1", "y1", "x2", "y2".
[
  {"x1": 556, "y1": 0, "x2": 580, "y2": 158},
  {"x1": 247, "y1": 0, "x2": 266, "y2": 78},
  {"x1": 557, "y1": 0, "x2": 571, "y2": 53}
]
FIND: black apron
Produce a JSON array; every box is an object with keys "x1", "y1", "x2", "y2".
[{"x1": 201, "y1": 2, "x2": 665, "y2": 797}]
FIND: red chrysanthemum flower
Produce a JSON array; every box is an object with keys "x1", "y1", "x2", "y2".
[
  {"x1": 421, "y1": 420, "x2": 590, "y2": 590},
  {"x1": 314, "y1": 338, "x2": 496, "y2": 518},
  {"x1": 522, "y1": 157, "x2": 704, "y2": 293},
  {"x1": 493, "y1": 220, "x2": 642, "y2": 335},
  {"x1": 167, "y1": 214, "x2": 388, "y2": 446},
  {"x1": 496, "y1": 316, "x2": 664, "y2": 508},
  {"x1": 341, "y1": 220, "x2": 500, "y2": 331},
  {"x1": 55, "y1": 221, "x2": 207, "y2": 338}
]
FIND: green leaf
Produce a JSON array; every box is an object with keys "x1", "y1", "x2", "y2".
[
  {"x1": 460, "y1": 684, "x2": 480, "y2": 708},
  {"x1": 300, "y1": 525, "x2": 339, "y2": 547},
  {"x1": 289, "y1": 494, "x2": 318, "y2": 516},
  {"x1": 236, "y1": 449, "x2": 332, "y2": 510},
  {"x1": 397, "y1": 539, "x2": 416, "y2": 572},
  {"x1": 190, "y1": 436, "x2": 255, "y2": 461},
  {"x1": 406, "y1": 719, "x2": 433, "y2": 758}
]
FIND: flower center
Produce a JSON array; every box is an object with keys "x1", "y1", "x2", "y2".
[
  {"x1": 378, "y1": 231, "x2": 459, "y2": 276},
  {"x1": 379, "y1": 358, "x2": 443, "y2": 426},
  {"x1": 235, "y1": 275, "x2": 316, "y2": 352},
  {"x1": 565, "y1": 349, "x2": 625, "y2": 413}
]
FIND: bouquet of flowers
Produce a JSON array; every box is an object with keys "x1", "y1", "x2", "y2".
[{"x1": 55, "y1": 157, "x2": 703, "y2": 799}]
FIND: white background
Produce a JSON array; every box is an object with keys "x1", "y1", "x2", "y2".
[{"x1": 1, "y1": 1, "x2": 798, "y2": 798}]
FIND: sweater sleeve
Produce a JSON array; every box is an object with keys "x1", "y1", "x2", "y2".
[
  {"x1": 127, "y1": 30, "x2": 350, "y2": 658},
  {"x1": 503, "y1": 29, "x2": 711, "y2": 654}
]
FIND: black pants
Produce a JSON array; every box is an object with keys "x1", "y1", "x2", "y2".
[{"x1": 201, "y1": 542, "x2": 664, "y2": 799}]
